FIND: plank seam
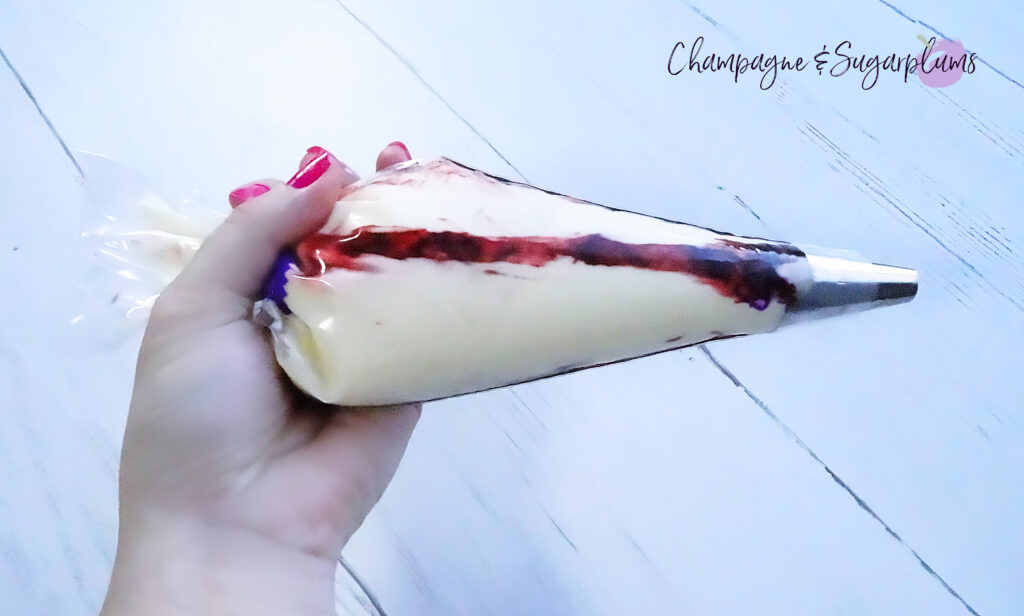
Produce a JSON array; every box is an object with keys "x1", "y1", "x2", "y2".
[
  {"x1": 0, "y1": 45, "x2": 84, "y2": 178},
  {"x1": 875, "y1": 0, "x2": 1022, "y2": 91},
  {"x1": 700, "y1": 346, "x2": 981, "y2": 616},
  {"x1": 339, "y1": 557, "x2": 388, "y2": 616},
  {"x1": 331, "y1": 0, "x2": 528, "y2": 183},
  {"x1": 801, "y1": 121, "x2": 1023, "y2": 312}
]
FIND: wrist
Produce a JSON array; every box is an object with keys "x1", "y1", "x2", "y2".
[{"x1": 101, "y1": 504, "x2": 337, "y2": 616}]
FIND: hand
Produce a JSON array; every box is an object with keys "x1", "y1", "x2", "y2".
[{"x1": 101, "y1": 143, "x2": 420, "y2": 616}]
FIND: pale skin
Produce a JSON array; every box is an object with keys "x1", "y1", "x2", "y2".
[{"x1": 101, "y1": 143, "x2": 420, "y2": 616}]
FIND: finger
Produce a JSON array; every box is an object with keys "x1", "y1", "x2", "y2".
[
  {"x1": 375, "y1": 141, "x2": 412, "y2": 171},
  {"x1": 228, "y1": 181, "x2": 272, "y2": 208},
  {"x1": 156, "y1": 147, "x2": 359, "y2": 327},
  {"x1": 291, "y1": 402, "x2": 421, "y2": 544}
]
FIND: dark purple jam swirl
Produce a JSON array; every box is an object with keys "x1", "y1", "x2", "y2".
[{"x1": 295, "y1": 226, "x2": 801, "y2": 310}]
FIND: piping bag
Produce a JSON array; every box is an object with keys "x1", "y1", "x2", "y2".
[
  {"x1": 254, "y1": 157, "x2": 916, "y2": 405},
  {"x1": 83, "y1": 156, "x2": 917, "y2": 406}
]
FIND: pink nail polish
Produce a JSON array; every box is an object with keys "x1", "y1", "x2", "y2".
[
  {"x1": 228, "y1": 182, "x2": 270, "y2": 208},
  {"x1": 388, "y1": 141, "x2": 411, "y2": 158},
  {"x1": 288, "y1": 147, "x2": 331, "y2": 188},
  {"x1": 299, "y1": 146, "x2": 328, "y2": 168}
]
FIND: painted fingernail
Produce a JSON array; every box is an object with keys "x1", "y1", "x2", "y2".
[
  {"x1": 387, "y1": 141, "x2": 411, "y2": 158},
  {"x1": 299, "y1": 145, "x2": 328, "y2": 169},
  {"x1": 263, "y1": 249, "x2": 297, "y2": 314},
  {"x1": 288, "y1": 146, "x2": 331, "y2": 188},
  {"x1": 228, "y1": 182, "x2": 270, "y2": 208}
]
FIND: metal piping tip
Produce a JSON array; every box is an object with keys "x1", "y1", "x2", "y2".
[{"x1": 779, "y1": 254, "x2": 918, "y2": 327}]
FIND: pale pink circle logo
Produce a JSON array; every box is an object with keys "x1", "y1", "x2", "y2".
[{"x1": 917, "y1": 37, "x2": 967, "y2": 88}]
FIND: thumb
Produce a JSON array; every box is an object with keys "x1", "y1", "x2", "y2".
[{"x1": 156, "y1": 148, "x2": 359, "y2": 328}]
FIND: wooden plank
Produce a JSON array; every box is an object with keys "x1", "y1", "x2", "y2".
[
  {"x1": 0, "y1": 0, "x2": 520, "y2": 198},
  {"x1": 346, "y1": 358, "x2": 971, "y2": 614},
  {"x1": 321, "y1": 2, "x2": 1024, "y2": 614},
  {"x1": 0, "y1": 55, "x2": 122, "y2": 615}
]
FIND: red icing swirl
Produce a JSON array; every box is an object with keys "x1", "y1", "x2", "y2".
[{"x1": 295, "y1": 226, "x2": 801, "y2": 310}]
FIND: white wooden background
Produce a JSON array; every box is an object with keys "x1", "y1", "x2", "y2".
[{"x1": 1, "y1": 1, "x2": 1021, "y2": 614}]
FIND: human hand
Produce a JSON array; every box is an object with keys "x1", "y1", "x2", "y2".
[{"x1": 101, "y1": 143, "x2": 420, "y2": 616}]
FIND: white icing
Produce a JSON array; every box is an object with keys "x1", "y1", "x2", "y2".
[{"x1": 271, "y1": 158, "x2": 790, "y2": 405}]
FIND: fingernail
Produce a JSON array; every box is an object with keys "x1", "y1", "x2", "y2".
[
  {"x1": 299, "y1": 145, "x2": 328, "y2": 169},
  {"x1": 288, "y1": 147, "x2": 331, "y2": 189},
  {"x1": 228, "y1": 182, "x2": 270, "y2": 208},
  {"x1": 263, "y1": 249, "x2": 298, "y2": 314},
  {"x1": 387, "y1": 141, "x2": 411, "y2": 158}
]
